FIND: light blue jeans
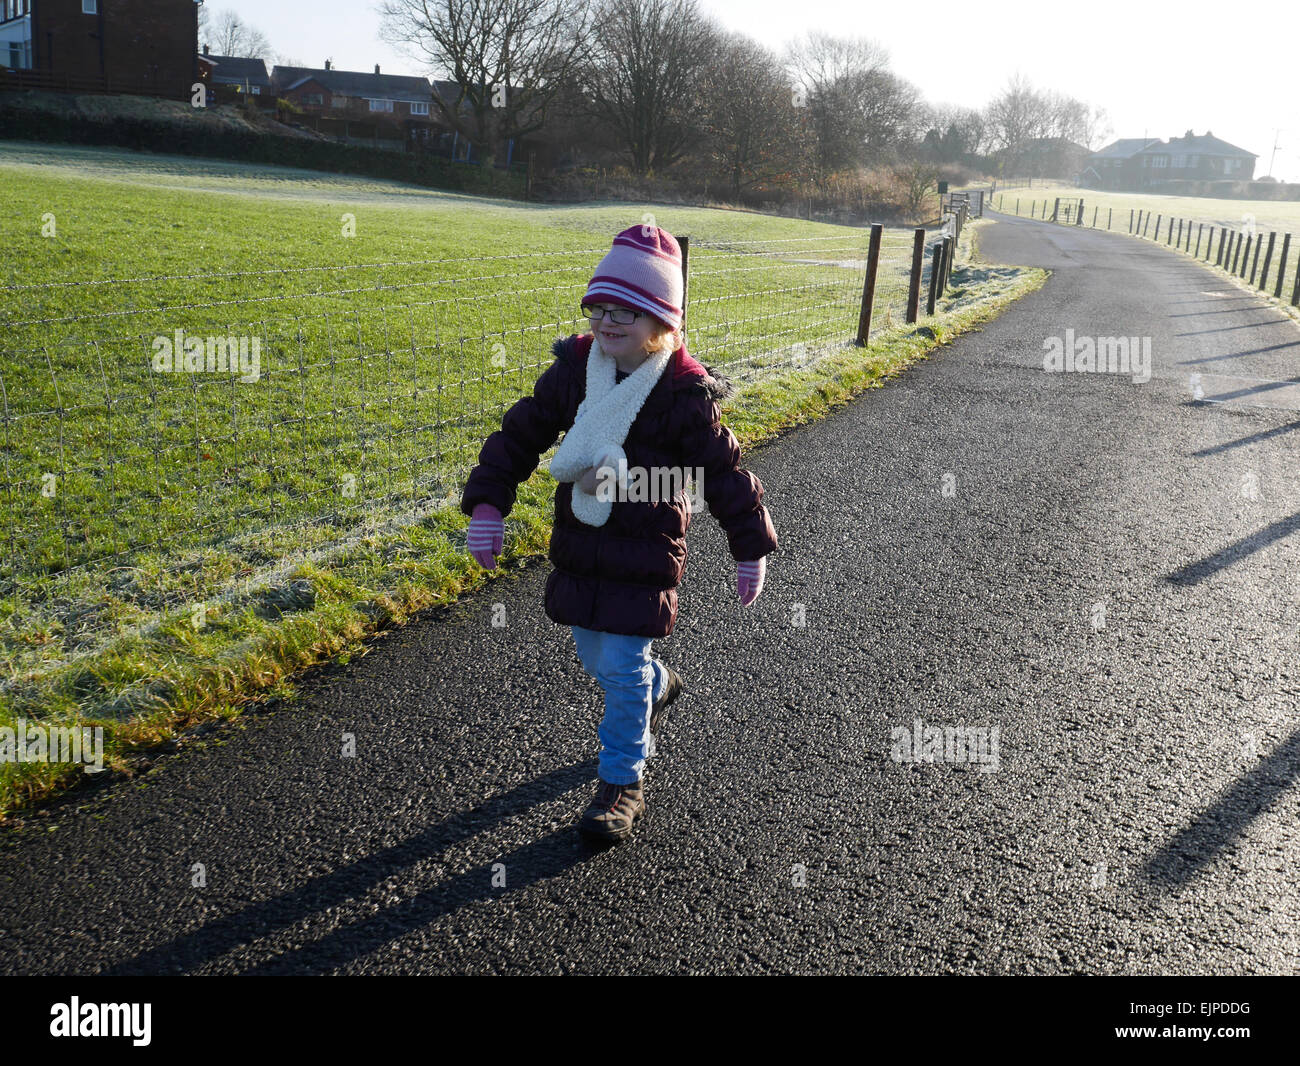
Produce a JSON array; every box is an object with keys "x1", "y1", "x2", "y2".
[{"x1": 571, "y1": 625, "x2": 669, "y2": 786}]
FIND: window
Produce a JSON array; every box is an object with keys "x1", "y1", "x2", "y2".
[
  {"x1": 1152, "y1": 155, "x2": 1168, "y2": 168},
  {"x1": 250, "y1": 85, "x2": 260, "y2": 95},
  {"x1": 409, "y1": 101, "x2": 429, "y2": 115},
  {"x1": 1171, "y1": 154, "x2": 1186, "y2": 168},
  {"x1": 368, "y1": 99, "x2": 393, "y2": 112},
  {"x1": 82, "y1": 0, "x2": 96, "y2": 13},
  {"x1": 331, "y1": 95, "x2": 348, "y2": 107},
  {"x1": 302, "y1": 93, "x2": 323, "y2": 107}
]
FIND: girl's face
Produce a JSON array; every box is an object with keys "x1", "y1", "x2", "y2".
[{"x1": 587, "y1": 303, "x2": 675, "y2": 367}]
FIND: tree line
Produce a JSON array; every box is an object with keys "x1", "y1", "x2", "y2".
[{"x1": 214, "y1": 0, "x2": 1113, "y2": 214}]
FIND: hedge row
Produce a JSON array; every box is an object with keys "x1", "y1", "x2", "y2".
[{"x1": 0, "y1": 106, "x2": 528, "y2": 199}]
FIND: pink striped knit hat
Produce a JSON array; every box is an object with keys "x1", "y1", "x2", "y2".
[{"x1": 583, "y1": 225, "x2": 684, "y2": 331}]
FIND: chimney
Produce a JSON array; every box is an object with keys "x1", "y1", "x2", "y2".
[
  {"x1": 375, "y1": 64, "x2": 381, "y2": 75},
  {"x1": 324, "y1": 59, "x2": 331, "y2": 70},
  {"x1": 202, "y1": 44, "x2": 209, "y2": 56}
]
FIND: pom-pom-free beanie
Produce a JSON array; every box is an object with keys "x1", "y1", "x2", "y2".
[{"x1": 583, "y1": 226, "x2": 684, "y2": 330}]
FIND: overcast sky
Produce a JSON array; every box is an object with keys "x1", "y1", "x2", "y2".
[{"x1": 209, "y1": 0, "x2": 1300, "y2": 182}]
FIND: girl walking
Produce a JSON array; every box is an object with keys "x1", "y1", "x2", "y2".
[{"x1": 461, "y1": 225, "x2": 778, "y2": 842}]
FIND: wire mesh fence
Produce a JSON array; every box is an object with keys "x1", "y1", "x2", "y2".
[{"x1": 0, "y1": 225, "x2": 956, "y2": 677}]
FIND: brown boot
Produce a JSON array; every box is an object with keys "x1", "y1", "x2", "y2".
[{"x1": 578, "y1": 777, "x2": 646, "y2": 842}]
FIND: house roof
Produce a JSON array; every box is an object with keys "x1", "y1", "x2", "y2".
[
  {"x1": 1091, "y1": 138, "x2": 1162, "y2": 160},
  {"x1": 271, "y1": 66, "x2": 432, "y2": 104},
  {"x1": 204, "y1": 55, "x2": 270, "y2": 86},
  {"x1": 1157, "y1": 132, "x2": 1256, "y2": 158},
  {"x1": 1092, "y1": 133, "x2": 1258, "y2": 160}
]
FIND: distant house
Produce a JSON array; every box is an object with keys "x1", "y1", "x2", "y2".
[
  {"x1": 271, "y1": 62, "x2": 436, "y2": 144},
  {"x1": 0, "y1": 0, "x2": 198, "y2": 98},
  {"x1": 197, "y1": 46, "x2": 270, "y2": 97},
  {"x1": 1009, "y1": 136, "x2": 1090, "y2": 180},
  {"x1": 1085, "y1": 132, "x2": 1257, "y2": 190}
]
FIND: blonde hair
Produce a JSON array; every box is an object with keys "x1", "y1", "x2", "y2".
[{"x1": 645, "y1": 323, "x2": 683, "y2": 354}]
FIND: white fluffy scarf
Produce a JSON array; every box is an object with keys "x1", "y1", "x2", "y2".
[{"x1": 548, "y1": 335, "x2": 673, "y2": 527}]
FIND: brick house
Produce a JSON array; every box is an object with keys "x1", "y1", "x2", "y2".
[
  {"x1": 1084, "y1": 132, "x2": 1257, "y2": 190},
  {"x1": 197, "y1": 45, "x2": 269, "y2": 98},
  {"x1": 0, "y1": 0, "x2": 198, "y2": 97},
  {"x1": 272, "y1": 62, "x2": 436, "y2": 144}
]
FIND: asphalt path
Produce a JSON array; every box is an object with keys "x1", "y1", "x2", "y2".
[{"x1": 4, "y1": 210, "x2": 1300, "y2": 975}]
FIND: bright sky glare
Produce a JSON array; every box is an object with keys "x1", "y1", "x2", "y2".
[{"x1": 208, "y1": 0, "x2": 1300, "y2": 182}]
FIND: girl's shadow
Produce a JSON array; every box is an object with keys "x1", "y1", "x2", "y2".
[{"x1": 104, "y1": 759, "x2": 608, "y2": 975}]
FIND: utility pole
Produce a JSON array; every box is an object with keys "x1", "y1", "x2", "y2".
[{"x1": 1268, "y1": 129, "x2": 1282, "y2": 178}]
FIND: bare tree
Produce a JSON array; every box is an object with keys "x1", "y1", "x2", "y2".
[
  {"x1": 786, "y1": 33, "x2": 919, "y2": 182},
  {"x1": 701, "y1": 33, "x2": 810, "y2": 198},
  {"x1": 207, "y1": 9, "x2": 272, "y2": 60},
  {"x1": 380, "y1": 0, "x2": 591, "y2": 168},
  {"x1": 576, "y1": 0, "x2": 721, "y2": 176},
  {"x1": 900, "y1": 160, "x2": 941, "y2": 219},
  {"x1": 984, "y1": 73, "x2": 1054, "y2": 173}
]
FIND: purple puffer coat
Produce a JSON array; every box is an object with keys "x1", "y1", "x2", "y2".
[{"x1": 460, "y1": 332, "x2": 778, "y2": 637}]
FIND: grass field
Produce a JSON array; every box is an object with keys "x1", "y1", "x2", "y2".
[{"x1": 0, "y1": 141, "x2": 1043, "y2": 821}]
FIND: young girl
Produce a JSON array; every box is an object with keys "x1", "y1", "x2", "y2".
[{"x1": 460, "y1": 225, "x2": 778, "y2": 843}]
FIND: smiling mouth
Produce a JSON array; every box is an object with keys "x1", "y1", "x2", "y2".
[{"x1": 600, "y1": 329, "x2": 626, "y2": 339}]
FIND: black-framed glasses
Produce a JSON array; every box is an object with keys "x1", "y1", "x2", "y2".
[{"x1": 582, "y1": 303, "x2": 645, "y2": 325}]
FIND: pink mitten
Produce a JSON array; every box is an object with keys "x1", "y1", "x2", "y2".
[
  {"x1": 737, "y1": 556, "x2": 767, "y2": 606},
  {"x1": 467, "y1": 502, "x2": 505, "y2": 569}
]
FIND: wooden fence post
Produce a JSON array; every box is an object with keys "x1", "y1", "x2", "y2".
[
  {"x1": 944, "y1": 235, "x2": 955, "y2": 289},
  {"x1": 1232, "y1": 233, "x2": 1245, "y2": 274},
  {"x1": 679, "y1": 235, "x2": 690, "y2": 340},
  {"x1": 1274, "y1": 234, "x2": 1290, "y2": 299},
  {"x1": 1092, "y1": 205, "x2": 1098, "y2": 227},
  {"x1": 925, "y1": 241, "x2": 942, "y2": 315},
  {"x1": 1194, "y1": 223, "x2": 1203, "y2": 259},
  {"x1": 1108, "y1": 207, "x2": 1112, "y2": 230},
  {"x1": 905, "y1": 228, "x2": 926, "y2": 324},
  {"x1": 1292, "y1": 257, "x2": 1300, "y2": 306},
  {"x1": 855, "y1": 223, "x2": 883, "y2": 346},
  {"x1": 1129, "y1": 209, "x2": 1134, "y2": 233},
  {"x1": 1259, "y1": 233, "x2": 1276, "y2": 291},
  {"x1": 1250, "y1": 234, "x2": 1263, "y2": 284},
  {"x1": 1216, "y1": 228, "x2": 1227, "y2": 266}
]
